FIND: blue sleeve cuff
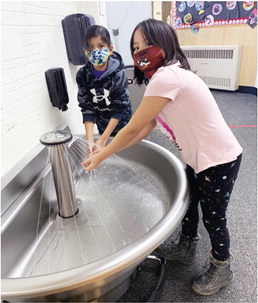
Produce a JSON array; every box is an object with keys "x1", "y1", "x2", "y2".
[
  {"x1": 83, "y1": 114, "x2": 95, "y2": 123},
  {"x1": 111, "y1": 112, "x2": 122, "y2": 120}
]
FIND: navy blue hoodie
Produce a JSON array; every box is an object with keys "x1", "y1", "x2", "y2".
[{"x1": 76, "y1": 52, "x2": 132, "y2": 135}]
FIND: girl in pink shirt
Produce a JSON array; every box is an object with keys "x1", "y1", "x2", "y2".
[{"x1": 82, "y1": 19, "x2": 242, "y2": 296}]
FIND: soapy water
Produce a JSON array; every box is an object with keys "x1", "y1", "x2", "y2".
[{"x1": 11, "y1": 137, "x2": 171, "y2": 278}]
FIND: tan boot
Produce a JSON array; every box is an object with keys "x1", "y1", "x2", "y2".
[
  {"x1": 192, "y1": 251, "x2": 233, "y2": 295},
  {"x1": 157, "y1": 232, "x2": 200, "y2": 265}
]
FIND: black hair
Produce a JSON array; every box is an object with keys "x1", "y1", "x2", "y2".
[
  {"x1": 83, "y1": 25, "x2": 111, "y2": 50},
  {"x1": 130, "y1": 18, "x2": 191, "y2": 84}
]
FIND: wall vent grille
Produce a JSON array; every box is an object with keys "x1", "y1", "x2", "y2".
[
  {"x1": 181, "y1": 45, "x2": 243, "y2": 91},
  {"x1": 183, "y1": 49, "x2": 234, "y2": 59},
  {"x1": 200, "y1": 76, "x2": 231, "y2": 88}
]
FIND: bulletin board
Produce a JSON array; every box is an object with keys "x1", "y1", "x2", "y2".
[{"x1": 173, "y1": 1, "x2": 257, "y2": 31}]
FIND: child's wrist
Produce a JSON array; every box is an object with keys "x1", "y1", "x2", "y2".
[{"x1": 98, "y1": 136, "x2": 107, "y2": 143}]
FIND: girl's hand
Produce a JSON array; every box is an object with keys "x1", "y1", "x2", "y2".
[
  {"x1": 81, "y1": 152, "x2": 104, "y2": 171},
  {"x1": 95, "y1": 138, "x2": 107, "y2": 149},
  {"x1": 87, "y1": 140, "x2": 94, "y2": 155}
]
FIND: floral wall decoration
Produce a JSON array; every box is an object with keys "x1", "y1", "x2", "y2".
[{"x1": 173, "y1": 1, "x2": 257, "y2": 33}]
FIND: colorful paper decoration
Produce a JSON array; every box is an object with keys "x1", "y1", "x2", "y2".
[{"x1": 173, "y1": 1, "x2": 257, "y2": 30}]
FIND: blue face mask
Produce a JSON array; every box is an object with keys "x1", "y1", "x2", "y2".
[{"x1": 86, "y1": 48, "x2": 110, "y2": 66}]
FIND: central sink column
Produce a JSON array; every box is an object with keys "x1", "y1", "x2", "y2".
[{"x1": 40, "y1": 130, "x2": 79, "y2": 218}]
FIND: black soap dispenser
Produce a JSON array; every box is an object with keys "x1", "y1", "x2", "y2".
[{"x1": 45, "y1": 68, "x2": 69, "y2": 111}]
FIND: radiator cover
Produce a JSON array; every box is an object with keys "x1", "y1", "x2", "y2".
[{"x1": 181, "y1": 45, "x2": 243, "y2": 91}]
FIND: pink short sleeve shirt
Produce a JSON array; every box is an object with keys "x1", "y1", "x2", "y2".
[{"x1": 144, "y1": 62, "x2": 243, "y2": 173}]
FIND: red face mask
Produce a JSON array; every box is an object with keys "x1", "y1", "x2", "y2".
[{"x1": 133, "y1": 46, "x2": 165, "y2": 79}]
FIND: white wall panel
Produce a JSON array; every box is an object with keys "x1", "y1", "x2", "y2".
[{"x1": 1, "y1": 1, "x2": 100, "y2": 177}]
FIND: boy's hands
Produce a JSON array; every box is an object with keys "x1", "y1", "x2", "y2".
[
  {"x1": 83, "y1": 138, "x2": 106, "y2": 170},
  {"x1": 95, "y1": 138, "x2": 107, "y2": 149},
  {"x1": 87, "y1": 140, "x2": 95, "y2": 154},
  {"x1": 87, "y1": 138, "x2": 106, "y2": 156}
]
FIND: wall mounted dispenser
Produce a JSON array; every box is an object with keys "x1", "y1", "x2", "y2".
[
  {"x1": 45, "y1": 68, "x2": 69, "y2": 111},
  {"x1": 62, "y1": 14, "x2": 95, "y2": 65}
]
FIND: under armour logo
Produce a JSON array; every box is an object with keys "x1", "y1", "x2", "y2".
[{"x1": 90, "y1": 88, "x2": 110, "y2": 106}]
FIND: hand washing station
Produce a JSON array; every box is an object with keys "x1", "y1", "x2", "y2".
[{"x1": 1, "y1": 127, "x2": 189, "y2": 302}]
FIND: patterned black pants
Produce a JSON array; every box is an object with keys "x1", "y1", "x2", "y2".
[{"x1": 182, "y1": 154, "x2": 242, "y2": 261}]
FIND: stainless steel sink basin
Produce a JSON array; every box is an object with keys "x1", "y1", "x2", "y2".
[{"x1": 1, "y1": 130, "x2": 189, "y2": 302}]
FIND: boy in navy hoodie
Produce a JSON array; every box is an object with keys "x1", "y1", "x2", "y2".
[{"x1": 76, "y1": 25, "x2": 132, "y2": 152}]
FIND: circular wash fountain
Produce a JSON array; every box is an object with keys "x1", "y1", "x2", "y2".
[{"x1": 1, "y1": 130, "x2": 189, "y2": 302}]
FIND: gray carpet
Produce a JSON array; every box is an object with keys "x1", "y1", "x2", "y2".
[{"x1": 119, "y1": 90, "x2": 257, "y2": 303}]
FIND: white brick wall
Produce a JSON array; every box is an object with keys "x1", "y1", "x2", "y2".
[{"x1": 1, "y1": 1, "x2": 106, "y2": 177}]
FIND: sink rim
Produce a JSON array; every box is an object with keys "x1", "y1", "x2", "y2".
[{"x1": 1, "y1": 139, "x2": 189, "y2": 299}]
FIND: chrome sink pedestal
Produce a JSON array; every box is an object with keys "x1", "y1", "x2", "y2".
[{"x1": 40, "y1": 130, "x2": 78, "y2": 218}]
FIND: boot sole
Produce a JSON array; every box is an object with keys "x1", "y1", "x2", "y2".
[{"x1": 191, "y1": 274, "x2": 233, "y2": 296}]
